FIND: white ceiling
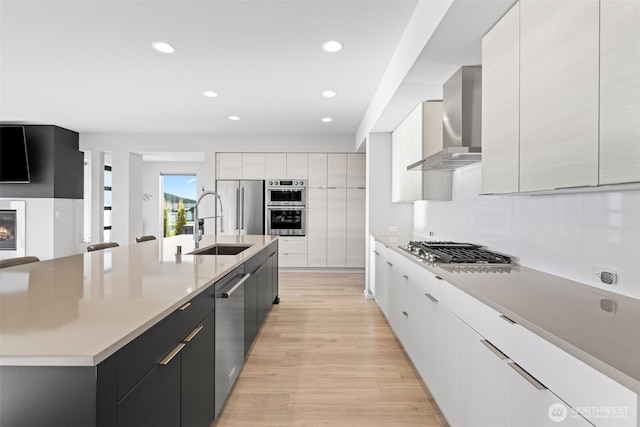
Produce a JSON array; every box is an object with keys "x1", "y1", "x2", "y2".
[{"x1": 0, "y1": 0, "x2": 515, "y2": 137}]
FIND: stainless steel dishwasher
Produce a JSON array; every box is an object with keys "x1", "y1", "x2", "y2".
[{"x1": 215, "y1": 266, "x2": 248, "y2": 419}]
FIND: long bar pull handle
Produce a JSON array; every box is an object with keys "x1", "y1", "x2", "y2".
[
  {"x1": 402, "y1": 274, "x2": 409, "y2": 280},
  {"x1": 183, "y1": 325, "x2": 204, "y2": 343},
  {"x1": 178, "y1": 302, "x2": 191, "y2": 311},
  {"x1": 434, "y1": 275, "x2": 443, "y2": 281},
  {"x1": 222, "y1": 273, "x2": 251, "y2": 298},
  {"x1": 241, "y1": 187, "x2": 245, "y2": 230},
  {"x1": 402, "y1": 311, "x2": 408, "y2": 317},
  {"x1": 500, "y1": 314, "x2": 516, "y2": 324},
  {"x1": 481, "y1": 340, "x2": 508, "y2": 360},
  {"x1": 159, "y1": 343, "x2": 186, "y2": 365},
  {"x1": 509, "y1": 362, "x2": 547, "y2": 390},
  {"x1": 374, "y1": 251, "x2": 380, "y2": 255},
  {"x1": 386, "y1": 261, "x2": 393, "y2": 267},
  {"x1": 236, "y1": 188, "x2": 240, "y2": 230},
  {"x1": 425, "y1": 293, "x2": 438, "y2": 303}
]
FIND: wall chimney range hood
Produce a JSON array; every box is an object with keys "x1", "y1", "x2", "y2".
[{"x1": 408, "y1": 66, "x2": 482, "y2": 171}]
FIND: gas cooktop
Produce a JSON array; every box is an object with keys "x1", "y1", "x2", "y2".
[{"x1": 401, "y1": 241, "x2": 513, "y2": 265}]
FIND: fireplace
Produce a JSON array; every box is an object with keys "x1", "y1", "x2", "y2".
[
  {"x1": 0, "y1": 210, "x2": 17, "y2": 250},
  {"x1": 0, "y1": 200, "x2": 25, "y2": 258}
]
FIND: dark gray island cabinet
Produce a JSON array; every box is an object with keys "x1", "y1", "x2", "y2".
[{"x1": 0, "y1": 238, "x2": 278, "y2": 427}]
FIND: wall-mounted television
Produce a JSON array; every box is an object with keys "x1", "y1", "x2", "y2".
[{"x1": 0, "y1": 126, "x2": 31, "y2": 183}]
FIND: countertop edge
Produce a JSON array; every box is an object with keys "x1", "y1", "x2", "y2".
[
  {"x1": 0, "y1": 235, "x2": 278, "y2": 367},
  {"x1": 371, "y1": 234, "x2": 640, "y2": 396}
]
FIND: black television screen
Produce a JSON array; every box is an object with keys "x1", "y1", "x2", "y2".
[{"x1": 0, "y1": 126, "x2": 31, "y2": 183}]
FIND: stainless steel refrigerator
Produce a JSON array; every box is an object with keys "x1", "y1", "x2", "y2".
[{"x1": 215, "y1": 180, "x2": 264, "y2": 235}]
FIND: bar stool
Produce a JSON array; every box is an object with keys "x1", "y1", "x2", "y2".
[
  {"x1": 135, "y1": 235, "x2": 156, "y2": 243},
  {"x1": 87, "y1": 242, "x2": 119, "y2": 252},
  {"x1": 0, "y1": 256, "x2": 40, "y2": 269}
]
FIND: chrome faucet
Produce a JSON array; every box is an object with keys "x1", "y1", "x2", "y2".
[{"x1": 193, "y1": 189, "x2": 224, "y2": 248}]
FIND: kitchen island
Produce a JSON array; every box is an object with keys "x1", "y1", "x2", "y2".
[{"x1": 0, "y1": 234, "x2": 278, "y2": 427}]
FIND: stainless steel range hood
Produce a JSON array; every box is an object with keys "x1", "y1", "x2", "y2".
[{"x1": 408, "y1": 66, "x2": 482, "y2": 171}]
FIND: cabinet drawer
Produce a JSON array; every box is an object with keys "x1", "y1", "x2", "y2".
[
  {"x1": 279, "y1": 253, "x2": 307, "y2": 267},
  {"x1": 116, "y1": 285, "x2": 216, "y2": 400},
  {"x1": 458, "y1": 290, "x2": 638, "y2": 427},
  {"x1": 279, "y1": 237, "x2": 307, "y2": 254}
]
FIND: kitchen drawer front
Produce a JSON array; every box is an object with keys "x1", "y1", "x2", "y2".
[
  {"x1": 116, "y1": 285, "x2": 216, "y2": 400},
  {"x1": 421, "y1": 271, "x2": 458, "y2": 314},
  {"x1": 505, "y1": 322, "x2": 638, "y2": 427},
  {"x1": 457, "y1": 290, "x2": 638, "y2": 427},
  {"x1": 279, "y1": 253, "x2": 307, "y2": 268},
  {"x1": 279, "y1": 237, "x2": 307, "y2": 254}
]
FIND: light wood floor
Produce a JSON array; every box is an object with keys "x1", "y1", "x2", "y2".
[{"x1": 214, "y1": 272, "x2": 448, "y2": 427}]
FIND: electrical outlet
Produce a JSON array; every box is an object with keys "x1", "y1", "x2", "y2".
[
  {"x1": 592, "y1": 267, "x2": 618, "y2": 285},
  {"x1": 592, "y1": 292, "x2": 617, "y2": 313},
  {"x1": 389, "y1": 226, "x2": 398, "y2": 233}
]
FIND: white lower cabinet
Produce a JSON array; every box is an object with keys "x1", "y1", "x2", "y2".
[
  {"x1": 278, "y1": 236, "x2": 307, "y2": 268},
  {"x1": 457, "y1": 326, "x2": 511, "y2": 427},
  {"x1": 372, "y1": 240, "x2": 638, "y2": 427}
]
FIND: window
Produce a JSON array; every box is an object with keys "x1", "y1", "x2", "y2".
[
  {"x1": 104, "y1": 165, "x2": 112, "y2": 242},
  {"x1": 162, "y1": 175, "x2": 197, "y2": 237}
]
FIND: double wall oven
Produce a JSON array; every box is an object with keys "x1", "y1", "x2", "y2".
[{"x1": 266, "y1": 179, "x2": 306, "y2": 236}]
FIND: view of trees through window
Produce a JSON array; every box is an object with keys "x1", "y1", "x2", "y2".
[{"x1": 162, "y1": 175, "x2": 197, "y2": 237}]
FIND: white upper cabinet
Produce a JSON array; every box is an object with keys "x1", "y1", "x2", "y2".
[
  {"x1": 519, "y1": 0, "x2": 599, "y2": 192},
  {"x1": 346, "y1": 153, "x2": 365, "y2": 188},
  {"x1": 327, "y1": 153, "x2": 347, "y2": 188},
  {"x1": 307, "y1": 153, "x2": 328, "y2": 187},
  {"x1": 481, "y1": 2, "x2": 520, "y2": 195},
  {"x1": 216, "y1": 153, "x2": 243, "y2": 179},
  {"x1": 241, "y1": 153, "x2": 266, "y2": 180},
  {"x1": 599, "y1": 0, "x2": 640, "y2": 185},
  {"x1": 265, "y1": 153, "x2": 286, "y2": 179},
  {"x1": 286, "y1": 153, "x2": 308, "y2": 179},
  {"x1": 391, "y1": 101, "x2": 444, "y2": 202},
  {"x1": 391, "y1": 103, "x2": 424, "y2": 202}
]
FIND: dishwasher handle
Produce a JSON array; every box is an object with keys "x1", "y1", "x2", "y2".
[{"x1": 221, "y1": 273, "x2": 250, "y2": 298}]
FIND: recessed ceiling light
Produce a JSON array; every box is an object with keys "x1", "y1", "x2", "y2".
[
  {"x1": 322, "y1": 90, "x2": 337, "y2": 98},
  {"x1": 322, "y1": 40, "x2": 343, "y2": 53},
  {"x1": 203, "y1": 91, "x2": 218, "y2": 98},
  {"x1": 151, "y1": 41, "x2": 175, "y2": 54},
  {"x1": 321, "y1": 117, "x2": 333, "y2": 123},
  {"x1": 229, "y1": 115, "x2": 240, "y2": 121}
]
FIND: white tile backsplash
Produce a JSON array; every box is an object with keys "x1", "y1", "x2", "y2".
[{"x1": 413, "y1": 163, "x2": 640, "y2": 299}]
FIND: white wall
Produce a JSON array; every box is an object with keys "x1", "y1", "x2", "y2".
[
  {"x1": 365, "y1": 132, "x2": 413, "y2": 296},
  {"x1": 80, "y1": 133, "x2": 358, "y2": 246},
  {"x1": 0, "y1": 198, "x2": 83, "y2": 261},
  {"x1": 142, "y1": 161, "x2": 208, "y2": 240},
  {"x1": 413, "y1": 163, "x2": 640, "y2": 299}
]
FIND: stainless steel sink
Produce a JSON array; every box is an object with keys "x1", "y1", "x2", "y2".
[{"x1": 188, "y1": 244, "x2": 252, "y2": 256}]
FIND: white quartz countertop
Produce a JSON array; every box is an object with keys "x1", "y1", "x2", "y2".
[
  {"x1": 373, "y1": 234, "x2": 640, "y2": 395},
  {"x1": 0, "y1": 234, "x2": 277, "y2": 367}
]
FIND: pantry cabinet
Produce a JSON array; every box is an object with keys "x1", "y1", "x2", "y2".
[
  {"x1": 327, "y1": 153, "x2": 347, "y2": 187},
  {"x1": 345, "y1": 188, "x2": 365, "y2": 268},
  {"x1": 327, "y1": 188, "x2": 347, "y2": 267},
  {"x1": 307, "y1": 188, "x2": 328, "y2": 267},
  {"x1": 599, "y1": 0, "x2": 640, "y2": 185}
]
